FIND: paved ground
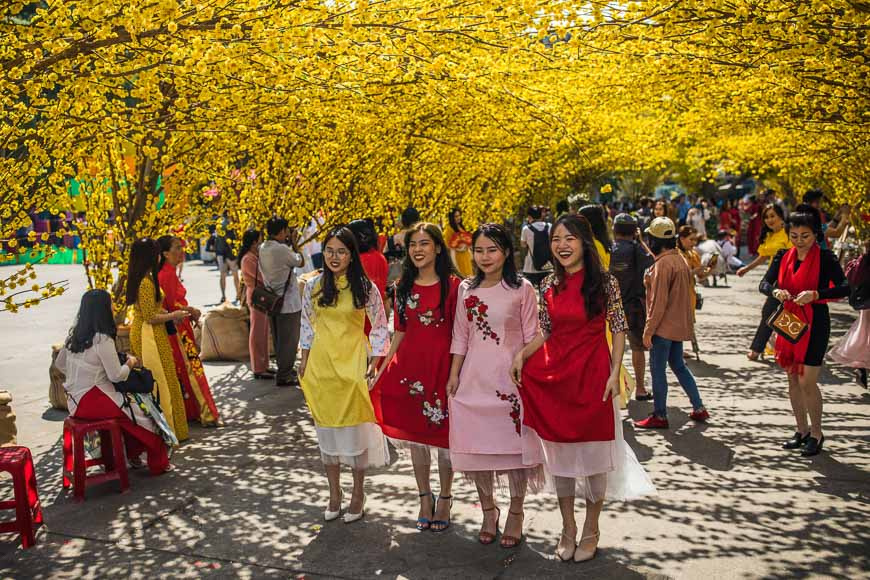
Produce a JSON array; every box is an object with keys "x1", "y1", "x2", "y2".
[{"x1": 0, "y1": 261, "x2": 868, "y2": 579}]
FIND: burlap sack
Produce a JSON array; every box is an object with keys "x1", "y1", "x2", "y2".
[
  {"x1": 50, "y1": 344, "x2": 69, "y2": 411},
  {"x1": 200, "y1": 303, "x2": 251, "y2": 361},
  {"x1": 0, "y1": 390, "x2": 17, "y2": 446}
]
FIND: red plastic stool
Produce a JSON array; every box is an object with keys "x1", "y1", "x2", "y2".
[
  {"x1": 0, "y1": 446, "x2": 43, "y2": 548},
  {"x1": 62, "y1": 417, "x2": 129, "y2": 502}
]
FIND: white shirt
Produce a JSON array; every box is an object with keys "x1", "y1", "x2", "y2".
[
  {"x1": 258, "y1": 239, "x2": 304, "y2": 313},
  {"x1": 301, "y1": 216, "x2": 324, "y2": 274},
  {"x1": 521, "y1": 221, "x2": 553, "y2": 273},
  {"x1": 55, "y1": 334, "x2": 130, "y2": 414}
]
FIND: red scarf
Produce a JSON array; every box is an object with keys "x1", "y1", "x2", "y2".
[{"x1": 775, "y1": 245, "x2": 821, "y2": 375}]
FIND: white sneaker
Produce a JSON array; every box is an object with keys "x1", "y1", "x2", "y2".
[
  {"x1": 324, "y1": 489, "x2": 344, "y2": 522},
  {"x1": 343, "y1": 495, "x2": 366, "y2": 524}
]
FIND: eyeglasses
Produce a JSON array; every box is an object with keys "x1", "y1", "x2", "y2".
[{"x1": 324, "y1": 248, "x2": 349, "y2": 258}]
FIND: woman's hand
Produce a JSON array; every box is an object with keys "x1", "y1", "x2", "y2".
[
  {"x1": 736, "y1": 266, "x2": 748, "y2": 277},
  {"x1": 171, "y1": 310, "x2": 190, "y2": 321},
  {"x1": 772, "y1": 289, "x2": 792, "y2": 302},
  {"x1": 365, "y1": 360, "x2": 380, "y2": 390},
  {"x1": 510, "y1": 352, "x2": 524, "y2": 387},
  {"x1": 126, "y1": 355, "x2": 139, "y2": 368},
  {"x1": 186, "y1": 306, "x2": 201, "y2": 321},
  {"x1": 446, "y1": 374, "x2": 460, "y2": 398},
  {"x1": 298, "y1": 357, "x2": 307, "y2": 379},
  {"x1": 793, "y1": 290, "x2": 817, "y2": 306},
  {"x1": 602, "y1": 373, "x2": 619, "y2": 402}
]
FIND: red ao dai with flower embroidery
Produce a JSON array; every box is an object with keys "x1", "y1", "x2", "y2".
[{"x1": 371, "y1": 277, "x2": 460, "y2": 449}]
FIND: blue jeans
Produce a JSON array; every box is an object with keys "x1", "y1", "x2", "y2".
[{"x1": 650, "y1": 335, "x2": 704, "y2": 418}]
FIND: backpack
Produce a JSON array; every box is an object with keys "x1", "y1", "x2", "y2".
[{"x1": 530, "y1": 224, "x2": 552, "y2": 270}]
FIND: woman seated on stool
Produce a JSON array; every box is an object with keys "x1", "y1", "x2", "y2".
[{"x1": 56, "y1": 289, "x2": 176, "y2": 474}]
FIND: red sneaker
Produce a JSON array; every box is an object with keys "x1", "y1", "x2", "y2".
[
  {"x1": 634, "y1": 414, "x2": 669, "y2": 429},
  {"x1": 690, "y1": 408, "x2": 710, "y2": 422}
]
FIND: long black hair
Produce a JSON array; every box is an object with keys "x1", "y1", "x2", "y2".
[
  {"x1": 347, "y1": 219, "x2": 378, "y2": 253},
  {"x1": 126, "y1": 238, "x2": 161, "y2": 306},
  {"x1": 448, "y1": 206, "x2": 465, "y2": 233},
  {"x1": 156, "y1": 235, "x2": 176, "y2": 270},
  {"x1": 317, "y1": 226, "x2": 371, "y2": 309},
  {"x1": 396, "y1": 222, "x2": 458, "y2": 325},
  {"x1": 787, "y1": 203, "x2": 823, "y2": 241},
  {"x1": 65, "y1": 289, "x2": 117, "y2": 353},
  {"x1": 468, "y1": 223, "x2": 521, "y2": 290},
  {"x1": 758, "y1": 203, "x2": 786, "y2": 246},
  {"x1": 579, "y1": 204, "x2": 612, "y2": 253},
  {"x1": 550, "y1": 215, "x2": 606, "y2": 319},
  {"x1": 237, "y1": 228, "x2": 262, "y2": 266}
]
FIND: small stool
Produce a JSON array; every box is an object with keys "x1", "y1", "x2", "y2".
[
  {"x1": 62, "y1": 417, "x2": 129, "y2": 502},
  {"x1": 0, "y1": 446, "x2": 43, "y2": 548}
]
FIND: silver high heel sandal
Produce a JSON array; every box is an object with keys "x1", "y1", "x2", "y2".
[{"x1": 324, "y1": 489, "x2": 344, "y2": 522}]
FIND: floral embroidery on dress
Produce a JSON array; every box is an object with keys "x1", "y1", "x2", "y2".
[
  {"x1": 418, "y1": 308, "x2": 435, "y2": 326},
  {"x1": 402, "y1": 378, "x2": 447, "y2": 427},
  {"x1": 406, "y1": 292, "x2": 420, "y2": 310},
  {"x1": 422, "y1": 399, "x2": 446, "y2": 426},
  {"x1": 496, "y1": 390, "x2": 521, "y2": 435},
  {"x1": 464, "y1": 295, "x2": 500, "y2": 345}
]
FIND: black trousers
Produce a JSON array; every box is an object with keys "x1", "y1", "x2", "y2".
[{"x1": 750, "y1": 296, "x2": 779, "y2": 354}]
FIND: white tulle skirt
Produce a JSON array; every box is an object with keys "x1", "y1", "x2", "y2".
[
  {"x1": 315, "y1": 422, "x2": 389, "y2": 469},
  {"x1": 522, "y1": 397, "x2": 656, "y2": 502}
]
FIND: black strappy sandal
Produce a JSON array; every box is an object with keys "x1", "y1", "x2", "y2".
[{"x1": 430, "y1": 495, "x2": 453, "y2": 533}]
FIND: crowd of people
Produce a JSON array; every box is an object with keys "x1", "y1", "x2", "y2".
[{"x1": 53, "y1": 187, "x2": 867, "y2": 564}]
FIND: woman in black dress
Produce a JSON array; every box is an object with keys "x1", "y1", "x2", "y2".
[{"x1": 759, "y1": 204, "x2": 849, "y2": 456}]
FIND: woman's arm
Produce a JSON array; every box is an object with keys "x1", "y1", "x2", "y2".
[
  {"x1": 604, "y1": 332, "x2": 626, "y2": 401},
  {"x1": 510, "y1": 331, "x2": 546, "y2": 386},
  {"x1": 95, "y1": 336, "x2": 132, "y2": 384},
  {"x1": 372, "y1": 331, "x2": 404, "y2": 385},
  {"x1": 446, "y1": 354, "x2": 466, "y2": 397},
  {"x1": 759, "y1": 250, "x2": 785, "y2": 298},
  {"x1": 737, "y1": 255, "x2": 767, "y2": 277}
]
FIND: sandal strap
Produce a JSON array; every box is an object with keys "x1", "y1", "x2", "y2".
[
  {"x1": 508, "y1": 510, "x2": 524, "y2": 516},
  {"x1": 481, "y1": 505, "x2": 498, "y2": 512},
  {"x1": 580, "y1": 532, "x2": 600, "y2": 542}
]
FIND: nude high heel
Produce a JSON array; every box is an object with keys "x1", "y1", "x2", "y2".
[{"x1": 574, "y1": 531, "x2": 600, "y2": 562}]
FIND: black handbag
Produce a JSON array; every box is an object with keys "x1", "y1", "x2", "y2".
[
  {"x1": 766, "y1": 303, "x2": 809, "y2": 344},
  {"x1": 113, "y1": 353, "x2": 156, "y2": 394},
  {"x1": 251, "y1": 260, "x2": 292, "y2": 315}
]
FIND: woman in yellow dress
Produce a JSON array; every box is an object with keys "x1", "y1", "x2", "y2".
[
  {"x1": 735, "y1": 204, "x2": 793, "y2": 360},
  {"x1": 127, "y1": 238, "x2": 190, "y2": 442},
  {"x1": 443, "y1": 207, "x2": 473, "y2": 278},
  {"x1": 299, "y1": 227, "x2": 390, "y2": 524}
]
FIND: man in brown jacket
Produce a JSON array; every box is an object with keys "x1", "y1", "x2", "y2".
[{"x1": 635, "y1": 217, "x2": 710, "y2": 429}]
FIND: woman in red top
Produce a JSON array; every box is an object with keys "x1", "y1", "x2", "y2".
[
  {"x1": 510, "y1": 215, "x2": 654, "y2": 563},
  {"x1": 349, "y1": 220, "x2": 389, "y2": 302},
  {"x1": 157, "y1": 236, "x2": 222, "y2": 427},
  {"x1": 372, "y1": 223, "x2": 460, "y2": 532}
]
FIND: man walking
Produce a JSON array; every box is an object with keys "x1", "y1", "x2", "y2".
[
  {"x1": 635, "y1": 217, "x2": 710, "y2": 428},
  {"x1": 520, "y1": 205, "x2": 552, "y2": 288},
  {"x1": 259, "y1": 218, "x2": 305, "y2": 387},
  {"x1": 609, "y1": 214, "x2": 655, "y2": 401},
  {"x1": 214, "y1": 227, "x2": 241, "y2": 304}
]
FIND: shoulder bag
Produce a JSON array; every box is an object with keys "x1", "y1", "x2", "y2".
[{"x1": 250, "y1": 258, "x2": 293, "y2": 315}]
